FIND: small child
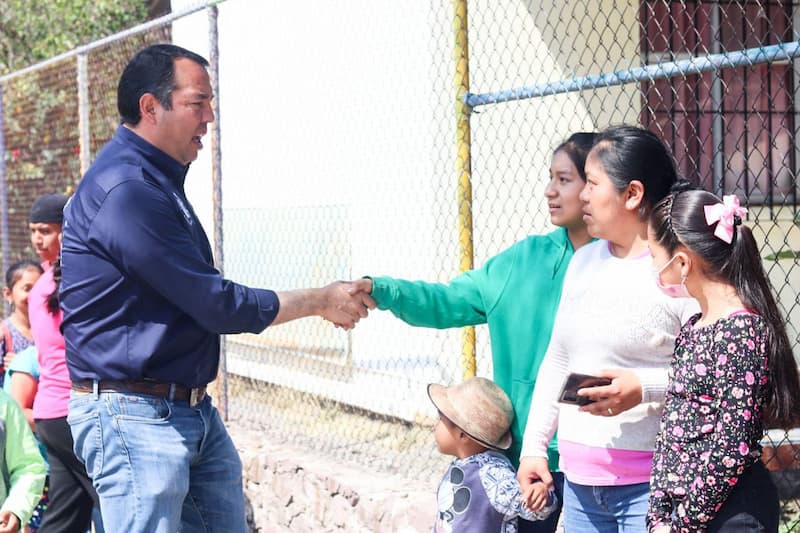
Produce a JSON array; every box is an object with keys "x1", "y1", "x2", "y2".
[
  {"x1": 647, "y1": 188, "x2": 800, "y2": 531},
  {"x1": 1, "y1": 260, "x2": 44, "y2": 385},
  {"x1": 428, "y1": 377, "x2": 556, "y2": 533},
  {"x1": 0, "y1": 388, "x2": 46, "y2": 533}
]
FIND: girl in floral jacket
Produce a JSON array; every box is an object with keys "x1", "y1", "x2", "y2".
[{"x1": 646, "y1": 187, "x2": 800, "y2": 532}]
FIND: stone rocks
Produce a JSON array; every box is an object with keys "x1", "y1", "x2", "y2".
[{"x1": 230, "y1": 423, "x2": 435, "y2": 532}]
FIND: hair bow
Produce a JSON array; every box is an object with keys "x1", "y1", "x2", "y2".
[{"x1": 703, "y1": 195, "x2": 747, "y2": 243}]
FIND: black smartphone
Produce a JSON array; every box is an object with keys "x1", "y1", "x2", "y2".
[{"x1": 558, "y1": 372, "x2": 612, "y2": 406}]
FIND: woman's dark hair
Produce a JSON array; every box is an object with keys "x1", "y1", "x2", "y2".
[
  {"x1": 118, "y1": 44, "x2": 209, "y2": 126},
  {"x1": 589, "y1": 125, "x2": 679, "y2": 219},
  {"x1": 553, "y1": 132, "x2": 597, "y2": 182},
  {"x1": 46, "y1": 259, "x2": 61, "y2": 316},
  {"x1": 650, "y1": 187, "x2": 800, "y2": 429},
  {"x1": 5, "y1": 259, "x2": 43, "y2": 289}
]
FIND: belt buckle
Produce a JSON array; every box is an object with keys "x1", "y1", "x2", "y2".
[{"x1": 189, "y1": 387, "x2": 203, "y2": 407}]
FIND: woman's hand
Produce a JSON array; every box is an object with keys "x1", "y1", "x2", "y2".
[
  {"x1": 577, "y1": 369, "x2": 643, "y2": 416},
  {"x1": 517, "y1": 456, "x2": 552, "y2": 510}
]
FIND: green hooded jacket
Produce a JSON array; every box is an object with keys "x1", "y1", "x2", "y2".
[{"x1": 370, "y1": 227, "x2": 580, "y2": 469}]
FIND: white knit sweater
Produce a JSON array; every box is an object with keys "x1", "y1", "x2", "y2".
[{"x1": 521, "y1": 240, "x2": 698, "y2": 460}]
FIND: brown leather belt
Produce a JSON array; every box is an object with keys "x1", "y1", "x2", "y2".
[{"x1": 71, "y1": 380, "x2": 207, "y2": 407}]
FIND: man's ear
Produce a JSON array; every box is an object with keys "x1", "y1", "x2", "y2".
[
  {"x1": 625, "y1": 180, "x2": 645, "y2": 211},
  {"x1": 139, "y1": 93, "x2": 159, "y2": 125}
]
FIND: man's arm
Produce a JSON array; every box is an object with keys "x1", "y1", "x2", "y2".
[
  {"x1": 273, "y1": 281, "x2": 376, "y2": 329},
  {"x1": 89, "y1": 182, "x2": 374, "y2": 333}
]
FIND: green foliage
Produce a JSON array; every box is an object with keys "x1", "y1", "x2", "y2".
[
  {"x1": 764, "y1": 250, "x2": 800, "y2": 261},
  {"x1": 0, "y1": 0, "x2": 148, "y2": 72}
]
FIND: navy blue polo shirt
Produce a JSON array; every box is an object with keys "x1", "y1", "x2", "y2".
[{"x1": 61, "y1": 126, "x2": 279, "y2": 387}]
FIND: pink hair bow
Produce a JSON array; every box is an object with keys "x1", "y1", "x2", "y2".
[{"x1": 703, "y1": 195, "x2": 747, "y2": 243}]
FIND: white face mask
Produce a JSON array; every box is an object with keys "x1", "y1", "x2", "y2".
[{"x1": 653, "y1": 255, "x2": 691, "y2": 298}]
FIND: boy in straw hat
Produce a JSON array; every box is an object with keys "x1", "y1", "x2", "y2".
[{"x1": 429, "y1": 377, "x2": 556, "y2": 532}]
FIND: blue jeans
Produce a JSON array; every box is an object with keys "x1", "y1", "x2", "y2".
[
  {"x1": 563, "y1": 478, "x2": 649, "y2": 533},
  {"x1": 68, "y1": 389, "x2": 246, "y2": 533}
]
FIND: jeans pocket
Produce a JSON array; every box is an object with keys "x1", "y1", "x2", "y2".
[
  {"x1": 105, "y1": 393, "x2": 172, "y2": 422},
  {"x1": 68, "y1": 399, "x2": 103, "y2": 479},
  {"x1": 68, "y1": 391, "x2": 100, "y2": 424}
]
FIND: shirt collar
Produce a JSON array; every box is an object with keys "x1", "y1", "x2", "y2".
[{"x1": 115, "y1": 125, "x2": 190, "y2": 187}]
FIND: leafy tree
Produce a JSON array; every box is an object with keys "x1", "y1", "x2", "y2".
[{"x1": 0, "y1": 0, "x2": 151, "y2": 73}]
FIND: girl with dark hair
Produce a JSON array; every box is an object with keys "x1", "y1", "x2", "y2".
[
  {"x1": 362, "y1": 131, "x2": 597, "y2": 533},
  {"x1": 1, "y1": 260, "x2": 43, "y2": 381},
  {"x1": 646, "y1": 188, "x2": 800, "y2": 532},
  {"x1": 518, "y1": 126, "x2": 698, "y2": 531}
]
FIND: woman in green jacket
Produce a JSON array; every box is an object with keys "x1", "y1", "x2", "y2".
[{"x1": 356, "y1": 131, "x2": 596, "y2": 533}]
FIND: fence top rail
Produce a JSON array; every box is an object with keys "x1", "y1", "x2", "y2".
[
  {"x1": 0, "y1": 0, "x2": 226, "y2": 85},
  {"x1": 466, "y1": 41, "x2": 800, "y2": 109}
]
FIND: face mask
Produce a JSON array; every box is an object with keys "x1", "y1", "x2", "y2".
[{"x1": 653, "y1": 255, "x2": 690, "y2": 298}]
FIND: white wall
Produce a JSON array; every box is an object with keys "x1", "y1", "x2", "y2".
[{"x1": 170, "y1": 0, "x2": 643, "y2": 420}]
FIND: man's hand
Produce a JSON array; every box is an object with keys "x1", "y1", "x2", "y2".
[
  {"x1": 318, "y1": 280, "x2": 376, "y2": 329},
  {"x1": 577, "y1": 369, "x2": 643, "y2": 417},
  {"x1": 0, "y1": 510, "x2": 20, "y2": 533},
  {"x1": 517, "y1": 456, "x2": 552, "y2": 510},
  {"x1": 272, "y1": 279, "x2": 376, "y2": 329}
]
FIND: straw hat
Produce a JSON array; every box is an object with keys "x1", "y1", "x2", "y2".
[{"x1": 427, "y1": 377, "x2": 514, "y2": 451}]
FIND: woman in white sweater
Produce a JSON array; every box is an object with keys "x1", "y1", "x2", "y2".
[{"x1": 517, "y1": 126, "x2": 698, "y2": 532}]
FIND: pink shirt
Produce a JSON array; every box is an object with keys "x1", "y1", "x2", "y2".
[
  {"x1": 29, "y1": 267, "x2": 70, "y2": 419},
  {"x1": 558, "y1": 440, "x2": 654, "y2": 485}
]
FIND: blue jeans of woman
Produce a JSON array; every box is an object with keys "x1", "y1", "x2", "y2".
[
  {"x1": 562, "y1": 478, "x2": 650, "y2": 532},
  {"x1": 68, "y1": 389, "x2": 246, "y2": 533}
]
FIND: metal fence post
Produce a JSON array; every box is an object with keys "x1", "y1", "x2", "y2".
[
  {"x1": 77, "y1": 53, "x2": 91, "y2": 177},
  {"x1": 453, "y1": 0, "x2": 476, "y2": 380},
  {"x1": 710, "y1": 3, "x2": 724, "y2": 197},
  {"x1": 0, "y1": 84, "x2": 8, "y2": 317},
  {"x1": 208, "y1": 4, "x2": 227, "y2": 420}
]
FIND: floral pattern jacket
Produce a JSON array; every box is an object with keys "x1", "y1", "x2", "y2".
[{"x1": 647, "y1": 313, "x2": 769, "y2": 532}]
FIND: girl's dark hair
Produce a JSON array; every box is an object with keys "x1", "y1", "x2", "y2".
[
  {"x1": 5, "y1": 259, "x2": 43, "y2": 289},
  {"x1": 651, "y1": 187, "x2": 800, "y2": 429},
  {"x1": 590, "y1": 125, "x2": 679, "y2": 219},
  {"x1": 46, "y1": 259, "x2": 61, "y2": 316},
  {"x1": 553, "y1": 132, "x2": 597, "y2": 182}
]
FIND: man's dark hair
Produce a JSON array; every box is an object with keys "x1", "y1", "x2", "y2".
[{"x1": 117, "y1": 44, "x2": 209, "y2": 126}]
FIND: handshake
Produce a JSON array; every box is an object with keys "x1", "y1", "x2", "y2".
[{"x1": 314, "y1": 278, "x2": 376, "y2": 330}]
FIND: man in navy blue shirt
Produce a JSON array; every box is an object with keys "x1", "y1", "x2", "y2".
[{"x1": 61, "y1": 44, "x2": 374, "y2": 533}]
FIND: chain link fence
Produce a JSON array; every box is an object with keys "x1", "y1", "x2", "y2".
[{"x1": 0, "y1": 0, "x2": 799, "y2": 529}]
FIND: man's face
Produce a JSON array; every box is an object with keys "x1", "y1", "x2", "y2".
[
  {"x1": 153, "y1": 58, "x2": 214, "y2": 165},
  {"x1": 29, "y1": 222, "x2": 62, "y2": 264}
]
